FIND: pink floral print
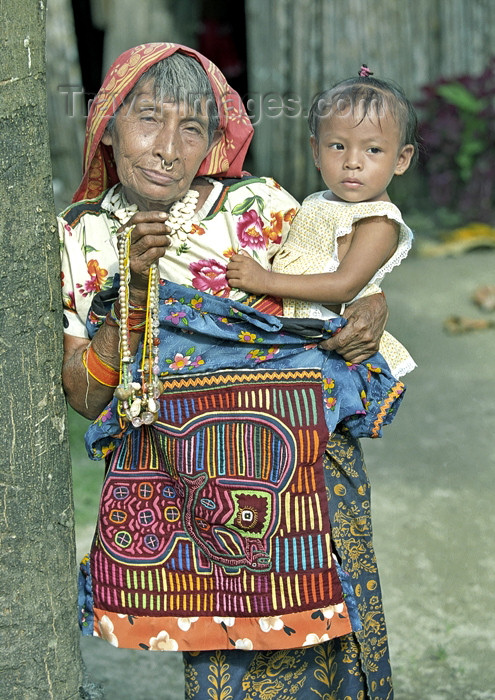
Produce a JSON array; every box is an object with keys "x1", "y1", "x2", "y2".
[
  {"x1": 190, "y1": 259, "x2": 230, "y2": 297},
  {"x1": 236, "y1": 210, "x2": 266, "y2": 250}
]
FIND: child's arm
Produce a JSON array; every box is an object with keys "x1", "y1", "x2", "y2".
[{"x1": 226, "y1": 216, "x2": 399, "y2": 304}]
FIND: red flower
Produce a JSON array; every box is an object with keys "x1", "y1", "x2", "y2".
[
  {"x1": 190, "y1": 259, "x2": 230, "y2": 297},
  {"x1": 63, "y1": 291, "x2": 76, "y2": 310},
  {"x1": 236, "y1": 210, "x2": 266, "y2": 249}
]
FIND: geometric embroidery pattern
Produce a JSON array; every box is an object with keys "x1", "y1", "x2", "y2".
[{"x1": 92, "y1": 368, "x2": 343, "y2": 618}]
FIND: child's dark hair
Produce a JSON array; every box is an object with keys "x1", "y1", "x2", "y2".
[{"x1": 308, "y1": 74, "x2": 419, "y2": 166}]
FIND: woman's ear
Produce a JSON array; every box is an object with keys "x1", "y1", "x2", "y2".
[
  {"x1": 310, "y1": 135, "x2": 320, "y2": 169},
  {"x1": 395, "y1": 144, "x2": 415, "y2": 175},
  {"x1": 101, "y1": 128, "x2": 113, "y2": 146}
]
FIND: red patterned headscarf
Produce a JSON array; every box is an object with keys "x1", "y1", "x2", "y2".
[{"x1": 73, "y1": 43, "x2": 254, "y2": 202}]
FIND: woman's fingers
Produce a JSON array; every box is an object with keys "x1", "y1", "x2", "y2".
[
  {"x1": 119, "y1": 211, "x2": 173, "y2": 290},
  {"x1": 120, "y1": 211, "x2": 171, "y2": 245},
  {"x1": 130, "y1": 226, "x2": 171, "y2": 258},
  {"x1": 118, "y1": 210, "x2": 168, "y2": 228}
]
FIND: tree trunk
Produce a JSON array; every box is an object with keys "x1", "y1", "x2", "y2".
[{"x1": 0, "y1": 1, "x2": 83, "y2": 697}]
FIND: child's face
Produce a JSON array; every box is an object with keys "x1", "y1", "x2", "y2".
[{"x1": 311, "y1": 107, "x2": 414, "y2": 203}]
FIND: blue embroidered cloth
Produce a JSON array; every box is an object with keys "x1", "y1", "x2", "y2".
[{"x1": 85, "y1": 280, "x2": 405, "y2": 458}]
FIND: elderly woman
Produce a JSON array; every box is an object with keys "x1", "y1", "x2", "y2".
[{"x1": 60, "y1": 43, "x2": 392, "y2": 699}]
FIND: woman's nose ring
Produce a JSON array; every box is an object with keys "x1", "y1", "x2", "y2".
[{"x1": 161, "y1": 159, "x2": 174, "y2": 171}]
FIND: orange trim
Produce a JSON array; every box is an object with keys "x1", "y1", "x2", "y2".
[
  {"x1": 91, "y1": 603, "x2": 352, "y2": 651},
  {"x1": 83, "y1": 346, "x2": 120, "y2": 387},
  {"x1": 158, "y1": 369, "x2": 322, "y2": 391},
  {"x1": 371, "y1": 381, "x2": 405, "y2": 437}
]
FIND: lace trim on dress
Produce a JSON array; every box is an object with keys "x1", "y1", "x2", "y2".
[
  {"x1": 393, "y1": 356, "x2": 417, "y2": 378},
  {"x1": 310, "y1": 192, "x2": 413, "y2": 285}
]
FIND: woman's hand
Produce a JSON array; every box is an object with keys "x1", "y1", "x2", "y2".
[
  {"x1": 226, "y1": 251, "x2": 271, "y2": 295},
  {"x1": 319, "y1": 292, "x2": 388, "y2": 363},
  {"x1": 121, "y1": 210, "x2": 172, "y2": 301}
]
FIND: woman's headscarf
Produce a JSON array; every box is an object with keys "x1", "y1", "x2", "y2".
[{"x1": 73, "y1": 43, "x2": 254, "y2": 202}]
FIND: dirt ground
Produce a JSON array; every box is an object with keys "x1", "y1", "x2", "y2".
[{"x1": 79, "y1": 249, "x2": 495, "y2": 700}]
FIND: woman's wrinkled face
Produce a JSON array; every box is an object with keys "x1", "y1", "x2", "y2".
[{"x1": 102, "y1": 80, "x2": 218, "y2": 210}]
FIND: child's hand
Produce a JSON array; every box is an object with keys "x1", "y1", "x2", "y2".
[{"x1": 226, "y1": 250, "x2": 271, "y2": 294}]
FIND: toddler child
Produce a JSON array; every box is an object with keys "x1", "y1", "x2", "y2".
[{"x1": 227, "y1": 66, "x2": 418, "y2": 377}]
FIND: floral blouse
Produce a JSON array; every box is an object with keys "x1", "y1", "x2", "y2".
[{"x1": 59, "y1": 177, "x2": 299, "y2": 338}]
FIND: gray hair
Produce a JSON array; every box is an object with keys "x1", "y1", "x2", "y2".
[{"x1": 106, "y1": 52, "x2": 220, "y2": 144}]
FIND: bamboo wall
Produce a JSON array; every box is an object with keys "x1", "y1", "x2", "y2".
[{"x1": 245, "y1": 0, "x2": 495, "y2": 202}]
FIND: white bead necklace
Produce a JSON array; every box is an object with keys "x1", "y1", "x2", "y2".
[
  {"x1": 114, "y1": 188, "x2": 199, "y2": 427},
  {"x1": 165, "y1": 189, "x2": 200, "y2": 241}
]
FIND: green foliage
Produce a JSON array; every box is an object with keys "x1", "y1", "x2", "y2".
[
  {"x1": 416, "y1": 57, "x2": 495, "y2": 227},
  {"x1": 435, "y1": 83, "x2": 487, "y2": 182}
]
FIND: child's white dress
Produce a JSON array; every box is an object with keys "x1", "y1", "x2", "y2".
[{"x1": 272, "y1": 191, "x2": 416, "y2": 377}]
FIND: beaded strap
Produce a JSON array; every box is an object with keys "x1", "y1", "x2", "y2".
[
  {"x1": 113, "y1": 228, "x2": 163, "y2": 427},
  {"x1": 112, "y1": 188, "x2": 199, "y2": 426}
]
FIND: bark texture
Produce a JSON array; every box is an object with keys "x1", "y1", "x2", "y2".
[{"x1": 0, "y1": 1, "x2": 83, "y2": 697}]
